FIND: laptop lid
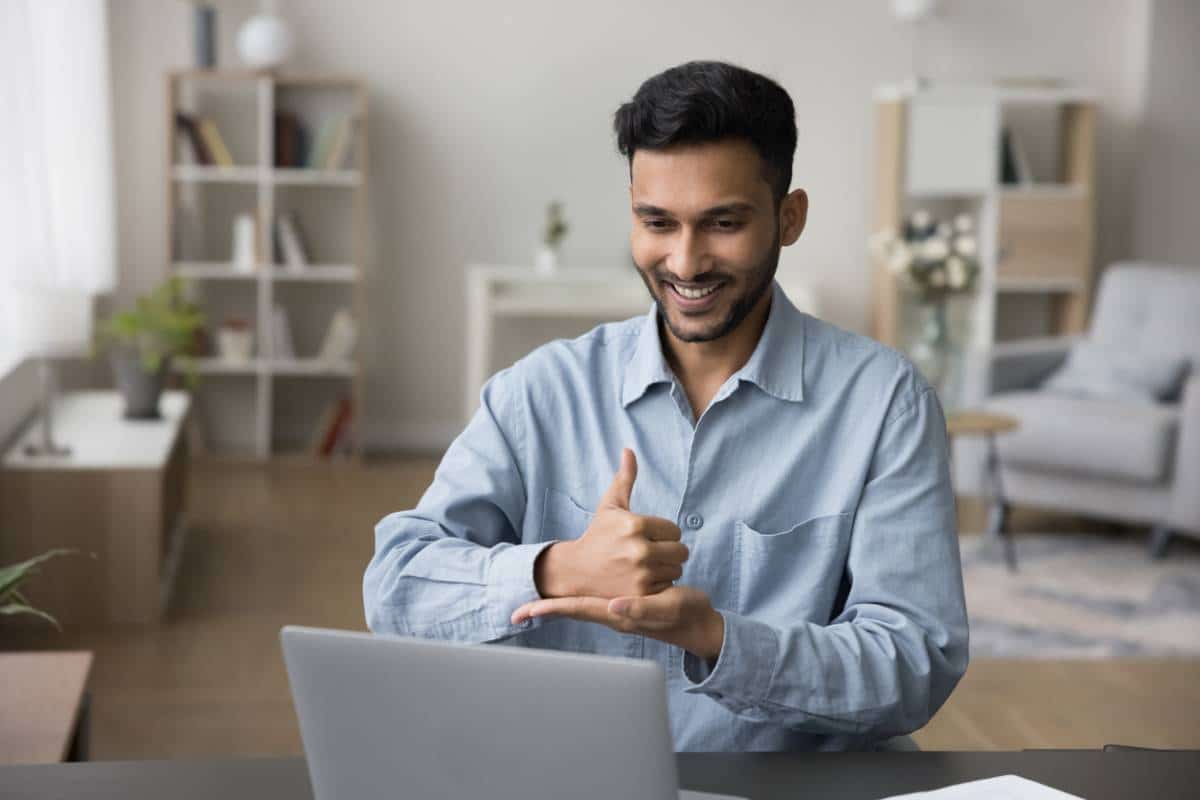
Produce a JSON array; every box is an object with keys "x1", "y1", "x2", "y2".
[{"x1": 281, "y1": 626, "x2": 680, "y2": 800}]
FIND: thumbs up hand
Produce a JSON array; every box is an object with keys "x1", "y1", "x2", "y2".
[{"x1": 534, "y1": 448, "x2": 688, "y2": 600}]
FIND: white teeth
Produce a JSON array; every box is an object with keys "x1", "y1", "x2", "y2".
[{"x1": 673, "y1": 283, "x2": 719, "y2": 300}]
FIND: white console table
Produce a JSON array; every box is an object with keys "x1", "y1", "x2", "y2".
[{"x1": 0, "y1": 391, "x2": 191, "y2": 624}]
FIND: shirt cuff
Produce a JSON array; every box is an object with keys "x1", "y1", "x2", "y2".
[
  {"x1": 484, "y1": 540, "x2": 557, "y2": 640},
  {"x1": 681, "y1": 610, "x2": 779, "y2": 712}
]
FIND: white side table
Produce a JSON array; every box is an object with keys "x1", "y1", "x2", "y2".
[{"x1": 0, "y1": 391, "x2": 191, "y2": 624}]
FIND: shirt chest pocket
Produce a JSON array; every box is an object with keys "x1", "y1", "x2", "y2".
[
  {"x1": 735, "y1": 512, "x2": 850, "y2": 623},
  {"x1": 538, "y1": 486, "x2": 594, "y2": 543}
]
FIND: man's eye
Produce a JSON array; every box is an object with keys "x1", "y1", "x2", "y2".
[
  {"x1": 711, "y1": 219, "x2": 741, "y2": 231},
  {"x1": 643, "y1": 219, "x2": 674, "y2": 231}
]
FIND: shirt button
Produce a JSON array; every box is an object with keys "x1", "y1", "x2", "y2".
[{"x1": 684, "y1": 513, "x2": 703, "y2": 530}]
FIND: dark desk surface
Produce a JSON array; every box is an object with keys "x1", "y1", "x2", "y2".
[{"x1": 1, "y1": 751, "x2": 1198, "y2": 799}]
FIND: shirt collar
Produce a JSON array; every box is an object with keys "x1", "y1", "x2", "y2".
[{"x1": 620, "y1": 280, "x2": 806, "y2": 408}]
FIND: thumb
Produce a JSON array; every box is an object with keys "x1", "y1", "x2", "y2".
[{"x1": 599, "y1": 447, "x2": 637, "y2": 511}]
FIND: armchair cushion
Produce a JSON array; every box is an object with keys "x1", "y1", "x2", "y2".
[
  {"x1": 1042, "y1": 339, "x2": 1190, "y2": 404},
  {"x1": 986, "y1": 391, "x2": 1180, "y2": 483}
]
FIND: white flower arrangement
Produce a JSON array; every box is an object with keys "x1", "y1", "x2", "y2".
[{"x1": 869, "y1": 209, "x2": 981, "y2": 301}]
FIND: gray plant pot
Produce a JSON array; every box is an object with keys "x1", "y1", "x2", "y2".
[{"x1": 109, "y1": 349, "x2": 169, "y2": 420}]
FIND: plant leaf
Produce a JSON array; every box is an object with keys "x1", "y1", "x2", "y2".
[
  {"x1": 0, "y1": 548, "x2": 77, "y2": 597},
  {"x1": 0, "y1": 602, "x2": 62, "y2": 630}
]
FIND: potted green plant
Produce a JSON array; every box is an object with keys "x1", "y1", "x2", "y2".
[
  {"x1": 95, "y1": 277, "x2": 206, "y2": 419},
  {"x1": 0, "y1": 549, "x2": 77, "y2": 629},
  {"x1": 535, "y1": 200, "x2": 569, "y2": 275}
]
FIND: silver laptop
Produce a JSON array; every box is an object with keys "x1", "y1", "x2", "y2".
[{"x1": 281, "y1": 626, "x2": 743, "y2": 800}]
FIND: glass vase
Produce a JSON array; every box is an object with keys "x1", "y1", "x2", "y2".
[{"x1": 908, "y1": 298, "x2": 967, "y2": 410}]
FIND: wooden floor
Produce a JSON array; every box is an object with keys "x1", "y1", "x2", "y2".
[{"x1": 2, "y1": 458, "x2": 1198, "y2": 759}]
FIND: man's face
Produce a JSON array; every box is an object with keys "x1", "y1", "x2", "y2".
[{"x1": 629, "y1": 139, "x2": 782, "y2": 344}]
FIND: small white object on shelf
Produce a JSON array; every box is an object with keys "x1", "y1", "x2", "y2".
[
  {"x1": 236, "y1": 13, "x2": 293, "y2": 69},
  {"x1": 317, "y1": 309, "x2": 357, "y2": 362},
  {"x1": 216, "y1": 324, "x2": 254, "y2": 363},
  {"x1": 232, "y1": 213, "x2": 257, "y2": 274},
  {"x1": 271, "y1": 305, "x2": 295, "y2": 359},
  {"x1": 534, "y1": 246, "x2": 560, "y2": 275},
  {"x1": 276, "y1": 213, "x2": 309, "y2": 272}
]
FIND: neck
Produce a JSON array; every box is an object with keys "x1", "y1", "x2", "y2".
[{"x1": 661, "y1": 286, "x2": 773, "y2": 389}]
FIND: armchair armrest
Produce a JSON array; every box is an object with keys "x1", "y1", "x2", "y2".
[
  {"x1": 983, "y1": 335, "x2": 1080, "y2": 395},
  {"x1": 1169, "y1": 374, "x2": 1200, "y2": 536}
]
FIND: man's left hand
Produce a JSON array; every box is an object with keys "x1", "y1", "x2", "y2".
[{"x1": 511, "y1": 585, "x2": 725, "y2": 662}]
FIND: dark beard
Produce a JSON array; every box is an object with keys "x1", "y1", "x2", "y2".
[{"x1": 636, "y1": 232, "x2": 781, "y2": 344}]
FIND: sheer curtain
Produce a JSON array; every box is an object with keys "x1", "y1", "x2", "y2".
[{"x1": 0, "y1": 0, "x2": 115, "y2": 372}]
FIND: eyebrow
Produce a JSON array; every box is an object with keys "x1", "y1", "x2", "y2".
[{"x1": 632, "y1": 202, "x2": 756, "y2": 219}]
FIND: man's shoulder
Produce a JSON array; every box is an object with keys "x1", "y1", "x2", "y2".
[
  {"x1": 502, "y1": 315, "x2": 643, "y2": 393},
  {"x1": 802, "y1": 313, "x2": 932, "y2": 418}
]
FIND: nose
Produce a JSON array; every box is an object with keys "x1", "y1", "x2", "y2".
[{"x1": 665, "y1": 226, "x2": 710, "y2": 283}]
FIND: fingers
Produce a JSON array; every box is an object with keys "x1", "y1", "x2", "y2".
[
  {"x1": 608, "y1": 594, "x2": 661, "y2": 622},
  {"x1": 511, "y1": 596, "x2": 612, "y2": 626},
  {"x1": 646, "y1": 541, "x2": 689, "y2": 566},
  {"x1": 640, "y1": 516, "x2": 683, "y2": 542},
  {"x1": 656, "y1": 563, "x2": 684, "y2": 583},
  {"x1": 598, "y1": 448, "x2": 638, "y2": 511}
]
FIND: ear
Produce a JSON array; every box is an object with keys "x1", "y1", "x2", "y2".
[{"x1": 779, "y1": 189, "x2": 808, "y2": 246}]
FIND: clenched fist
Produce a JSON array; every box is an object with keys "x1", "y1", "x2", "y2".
[{"x1": 535, "y1": 448, "x2": 689, "y2": 599}]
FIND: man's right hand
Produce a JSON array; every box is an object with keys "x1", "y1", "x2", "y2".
[{"x1": 535, "y1": 448, "x2": 688, "y2": 599}]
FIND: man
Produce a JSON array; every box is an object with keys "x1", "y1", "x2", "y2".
[{"x1": 364, "y1": 61, "x2": 968, "y2": 751}]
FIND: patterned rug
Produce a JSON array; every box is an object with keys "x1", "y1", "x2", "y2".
[{"x1": 960, "y1": 532, "x2": 1200, "y2": 658}]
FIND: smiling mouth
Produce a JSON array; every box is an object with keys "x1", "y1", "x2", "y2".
[{"x1": 663, "y1": 280, "x2": 725, "y2": 303}]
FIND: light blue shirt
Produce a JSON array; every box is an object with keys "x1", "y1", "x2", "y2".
[{"x1": 364, "y1": 281, "x2": 968, "y2": 751}]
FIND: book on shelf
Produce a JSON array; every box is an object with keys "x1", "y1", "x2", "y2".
[
  {"x1": 196, "y1": 117, "x2": 235, "y2": 167},
  {"x1": 323, "y1": 116, "x2": 357, "y2": 170},
  {"x1": 307, "y1": 117, "x2": 336, "y2": 170},
  {"x1": 271, "y1": 305, "x2": 295, "y2": 360},
  {"x1": 174, "y1": 112, "x2": 212, "y2": 165},
  {"x1": 274, "y1": 110, "x2": 305, "y2": 168},
  {"x1": 317, "y1": 309, "x2": 357, "y2": 362},
  {"x1": 1010, "y1": 130, "x2": 1034, "y2": 186},
  {"x1": 999, "y1": 127, "x2": 1033, "y2": 186},
  {"x1": 275, "y1": 213, "x2": 309, "y2": 272},
  {"x1": 307, "y1": 114, "x2": 358, "y2": 170},
  {"x1": 308, "y1": 394, "x2": 353, "y2": 458}
]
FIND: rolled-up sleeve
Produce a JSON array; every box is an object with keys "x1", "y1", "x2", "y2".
[
  {"x1": 682, "y1": 384, "x2": 969, "y2": 739},
  {"x1": 363, "y1": 367, "x2": 551, "y2": 643}
]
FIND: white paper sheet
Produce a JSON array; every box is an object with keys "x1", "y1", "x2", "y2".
[{"x1": 881, "y1": 774, "x2": 1085, "y2": 799}]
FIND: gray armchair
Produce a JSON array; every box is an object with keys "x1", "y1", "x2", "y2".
[{"x1": 956, "y1": 263, "x2": 1200, "y2": 558}]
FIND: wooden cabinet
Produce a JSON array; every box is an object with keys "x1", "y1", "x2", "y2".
[
  {"x1": 0, "y1": 392, "x2": 190, "y2": 625},
  {"x1": 996, "y1": 190, "x2": 1089, "y2": 285}
]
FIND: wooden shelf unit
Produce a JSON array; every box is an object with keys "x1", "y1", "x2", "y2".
[
  {"x1": 871, "y1": 84, "x2": 1097, "y2": 354},
  {"x1": 165, "y1": 69, "x2": 369, "y2": 459}
]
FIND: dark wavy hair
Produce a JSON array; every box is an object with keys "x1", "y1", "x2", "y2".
[{"x1": 613, "y1": 61, "x2": 797, "y2": 205}]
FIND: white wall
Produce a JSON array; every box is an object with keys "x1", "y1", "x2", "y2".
[
  {"x1": 106, "y1": 0, "x2": 1153, "y2": 451},
  {"x1": 1133, "y1": 0, "x2": 1200, "y2": 264}
]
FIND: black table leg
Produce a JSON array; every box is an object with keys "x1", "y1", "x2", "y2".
[{"x1": 985, "y1": 433, "x2": 1017, "y2": 572}]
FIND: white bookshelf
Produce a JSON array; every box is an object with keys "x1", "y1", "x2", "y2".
[{"x1": 166, "y1": 70, "x2": 369, "y2": 459}]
